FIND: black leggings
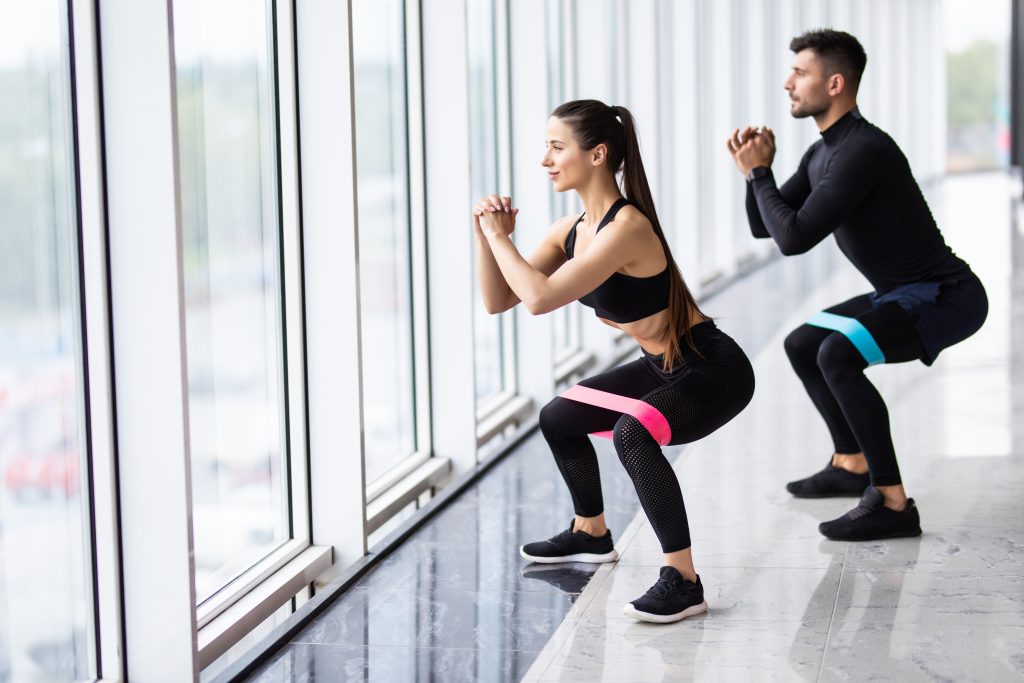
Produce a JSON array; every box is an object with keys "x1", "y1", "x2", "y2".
[
  {"x1": 538, "y1": 322, "x2": 755, "y2": 553},
  {"x1": 783, "y1": 294, "x2": 925, "y2": 487}
]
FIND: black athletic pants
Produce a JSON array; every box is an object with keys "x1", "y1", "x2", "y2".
[
  {"x1": 538, "y1": 322, "x2": 755, "y2": 553},
  {"x1": 783, "y1": 275, "x2": 987, "y2": 487}
]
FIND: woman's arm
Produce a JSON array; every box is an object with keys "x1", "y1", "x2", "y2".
[
  {"x1": 473, "y1": 198, "x2": 571, "y2": 314},
  {"x1": 478, "y1": 199, "x2": 643, "y2": 316},
  {"x1": 474, "y1": 215, "x2": 519, "y2": 313}
]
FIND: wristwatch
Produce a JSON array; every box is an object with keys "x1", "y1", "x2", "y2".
[{"x1": 746, "y1": 166, "x2": 771, "y2": 182}]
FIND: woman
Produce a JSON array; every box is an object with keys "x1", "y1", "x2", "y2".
[{"x1": 473, "y1": 100, "x2": 754, "y2": 623}]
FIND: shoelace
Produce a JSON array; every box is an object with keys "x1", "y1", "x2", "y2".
[
  {"x1": 847, "y1": 501, "x2": 879, "y2": 520},
  {"x1": 550, "y1": 528, "x2": 576, "y2": 550},
  {"x1": 645, "y1": 577, "x2": 678, "y2": 600}
]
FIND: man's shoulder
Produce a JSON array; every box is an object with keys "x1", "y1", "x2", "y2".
[
  {"x1": 801, "y1": 138, "x2": 825, "y2": 162},
  {"x1": 830, "y1": 120, "x2": 900, "y2": 168},
  {"x1": 851, "y1": 117, "x2": 901, "y2": 153}
]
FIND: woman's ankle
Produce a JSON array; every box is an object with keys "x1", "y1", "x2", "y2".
[
  {"x1": 664, "y1": 548, "x2": 697, "y2": 582},
  {"x1": 573, "y1": 515, "x2": 608, "y2": 537}
]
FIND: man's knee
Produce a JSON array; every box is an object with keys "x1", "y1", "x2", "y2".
[
  {"x1": 784, "y1": 325, "x2": 821, "y2": 370},
  {"x1": 816, "y1": 332, "x2": 865, "y2": 382}
]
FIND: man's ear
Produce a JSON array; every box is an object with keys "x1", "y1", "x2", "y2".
[{"x1": 828, "y1": 73, "x2": 846, "y2": 97}]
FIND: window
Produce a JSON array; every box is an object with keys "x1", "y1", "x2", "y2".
[
  {"x1": 548, "y1": 0, "x2": 585, "y2": 364},
  {"x1": 173, "y1": 0, "x2": 290, "y2": 604},
  {"x1": 352, "y1": 0, "x2": 418, "y2": 484},
  {"x1": 468, "y1": 0, "x2": 516, "y2": 410},
  {"x1": 0, "y1": 2, "x2": 93, "y2": 679},
  {"x1": 944, "y1": 0, "x2": 1011, "y2": 170}
]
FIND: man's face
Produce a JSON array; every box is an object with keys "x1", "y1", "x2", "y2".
[{"x1": 784, "y1": 49, "x2": 832, "y2": 119}]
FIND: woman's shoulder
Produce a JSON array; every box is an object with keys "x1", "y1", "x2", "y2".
[
  {"x1": 603, "y1": 202, "x2": 653, "y2": 236},
  {"x1": 546, "y1": 212, "x2": 584, "y2": 241}
]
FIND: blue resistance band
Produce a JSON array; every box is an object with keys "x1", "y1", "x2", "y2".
[{"x1": 806, "y1": 311, "x2": 886, "y2": 366}]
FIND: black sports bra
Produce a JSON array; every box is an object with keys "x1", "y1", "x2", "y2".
[{"x1": 564, "y1": 197, "x2": 670, "y2": 323}]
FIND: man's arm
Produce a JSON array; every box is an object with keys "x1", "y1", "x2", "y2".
[
  {"x1": 729, "y1": 127, "x2": 812, "y2": 240},
  {"x1": 749, "y1": 142, "x2": 878, "y2": 255},
  {"x1": 745, "y1": 156, "x2": 812, "y2": 239}
]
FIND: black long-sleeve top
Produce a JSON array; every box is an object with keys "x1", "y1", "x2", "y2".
[{"x1": 745, "y1": 108, "x2": 971, "y2": 295}]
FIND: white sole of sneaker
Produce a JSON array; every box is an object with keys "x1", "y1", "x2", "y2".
[
  {"x1": 622, "y1": 599, "x2": 708, "y2": 623},
  {"x1": 518, "y1": 547, "x2": 619, "y2": 564}
]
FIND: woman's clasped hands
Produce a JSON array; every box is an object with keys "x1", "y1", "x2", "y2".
[{"x1": 473, "y1": 193, "x2": 519, "y2": 238}]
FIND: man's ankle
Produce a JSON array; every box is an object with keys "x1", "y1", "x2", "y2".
[
  {"x1": 876, "y1": 484, "x2": 909, "y2": 511},
  {"x1": 832, "y1": 453, "x2": 869, "y2": 474}
]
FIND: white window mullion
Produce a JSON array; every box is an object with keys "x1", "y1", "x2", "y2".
[
  {"x1": 98, "y1": 1, "x2": 198, "y2": 679},
  {"x1": 669, "y1": 0, "x2": 705, "y2": 295},
  {"x1": 274, "y1": 0, "x2": 311, "y2": 549},
  {"x1": 70, "y1": 0, "x2": 123, "y2": 678},
  {"x1": 406, "y1": 0, "x2": 433, "y2": 458},
  {"x1": 709, "y1": 0, "x2": 737, "y2": 279},
  {"x1": 510, "y1": 0, "x2": 557, "y2": 407},
  {"x1": 494, "y1": 0, "x2": 519, "y2": 400},
  {"x1": 422, "y1": 0, "x2": 477, "y2": 475},
  {"x1": 295, "y1": 0, "x2": 369, "y2": 577}
]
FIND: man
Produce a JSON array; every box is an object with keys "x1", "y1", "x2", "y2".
[{"x1": 726, "y1": 29, "x2": 987, "y2": 541}]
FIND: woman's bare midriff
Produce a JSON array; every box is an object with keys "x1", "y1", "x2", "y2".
[{"x1": 598, "y1": 309, "x2": 710, "y2": 356}]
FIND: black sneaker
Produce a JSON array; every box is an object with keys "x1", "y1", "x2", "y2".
[
  {"x1": 786, "y1": 459, "x2": 871, "y2": 498},
  {"x1": 520, "y1": 520, "x2": 619, "y2": 564},
  {"x1": 623, "y1": 566, "x2": 708, "y2": 623},
  {"x1": 818, "y1": 486, "x2": 923, "y2": 541}
]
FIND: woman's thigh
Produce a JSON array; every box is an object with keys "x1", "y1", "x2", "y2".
[
  {"x1": 631, "y1": 343, "x2": 755, "y2": 447},
  {"x1": 543, "y1": 357, "x2": 666, "y2": 437}
]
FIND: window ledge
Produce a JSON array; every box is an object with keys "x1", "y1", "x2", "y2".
[
  {"x1": 476, "y1": 389, "x2": 518, "y2": 422},
  {"x1": 366, "y1": 456, "x2": 451, "y2": 534},
  {"x1": 553, "y1": 348, "x2": 596, "y2": 385},
  {"x1": 366, "y1": 450, "x2": 432, "y2": 505},
  {"x1": 476, "y1": 394, "x2": 534, "y2": 445},
  {"x1": 197, "y1": 544, "x2": 332, "y2": 669}
]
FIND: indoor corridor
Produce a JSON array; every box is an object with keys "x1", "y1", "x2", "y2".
[{"x1": 239, "y1": 173, "x2": 1023, "y2": 682}]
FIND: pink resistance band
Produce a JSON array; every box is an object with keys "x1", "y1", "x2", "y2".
[{"x1": 559, "y1": 384, "x2": 673, "y2": 446}]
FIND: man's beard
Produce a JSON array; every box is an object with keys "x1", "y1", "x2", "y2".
[{"x1": 790, "y1": 99, "x2": 828, "y2": 119}]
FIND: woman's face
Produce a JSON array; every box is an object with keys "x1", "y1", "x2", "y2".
[{"x1": 540, "y1": 116, "x2": 594, "y2": 193}]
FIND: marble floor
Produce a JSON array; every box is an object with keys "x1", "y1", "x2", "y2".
[{"x1": 246, "y1": 172, "x2": 1023, "y2": 682}]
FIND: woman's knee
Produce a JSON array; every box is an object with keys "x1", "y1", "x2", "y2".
[
  {"x1": 612, "y1": 415, "x2": 657, "y2": 468},
  {"x1": 538, "y1": 397, "x2": 568, "y2": 439}
]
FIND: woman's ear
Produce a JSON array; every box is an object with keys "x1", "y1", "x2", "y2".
[{"x1": 592, "y1": 143, "x2": 609, "y2": 166}]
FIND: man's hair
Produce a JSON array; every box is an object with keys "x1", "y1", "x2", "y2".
[{"x1": 790, "y1": 29, "x2": 867, "y2": 92}]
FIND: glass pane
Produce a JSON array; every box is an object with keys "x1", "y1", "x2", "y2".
[
  {"x1": 173, "y1": 0, "x2": 289, "y2": 603},
  {"x1": 573, "y1": 0, "x2": 614, "y2": 101},
  {"x1": 0, "y1": 2, "x2": 93, "y2": 680},
  {"x1": 547, "y1": 1, "x2": 575, "y2": 360},
  {"x1": 943, "y1": 0, "x2": 1011, "y2": 171},
  {"x1": 695, "y1": 0, "x2": 716, "y2": 273},
  {"x1": 352, "y1": 0, "x2": 416, "y2": 483},
  {"x1": 467, "y1": 0, "x2": 506, "y2": 405}
]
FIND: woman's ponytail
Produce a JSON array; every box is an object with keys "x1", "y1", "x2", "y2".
[{"x1": 551, "y1": 100, "x2": 707, "y2": 371}]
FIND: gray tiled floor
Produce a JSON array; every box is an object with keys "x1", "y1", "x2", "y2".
[
  {"x1": 523, "y1": 172, "x2": 1024, "y2": 682},
  {"x1": 247, "y1": 172, "x2": 1022, "y2": 682}
]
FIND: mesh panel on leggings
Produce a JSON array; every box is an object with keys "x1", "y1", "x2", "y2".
[
  {"x1": 613, "y1": 386, "x2": 701, "y2": 552},
  {"x1": 553, "y1": 444, "x2": 604, "y2": 516}
]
